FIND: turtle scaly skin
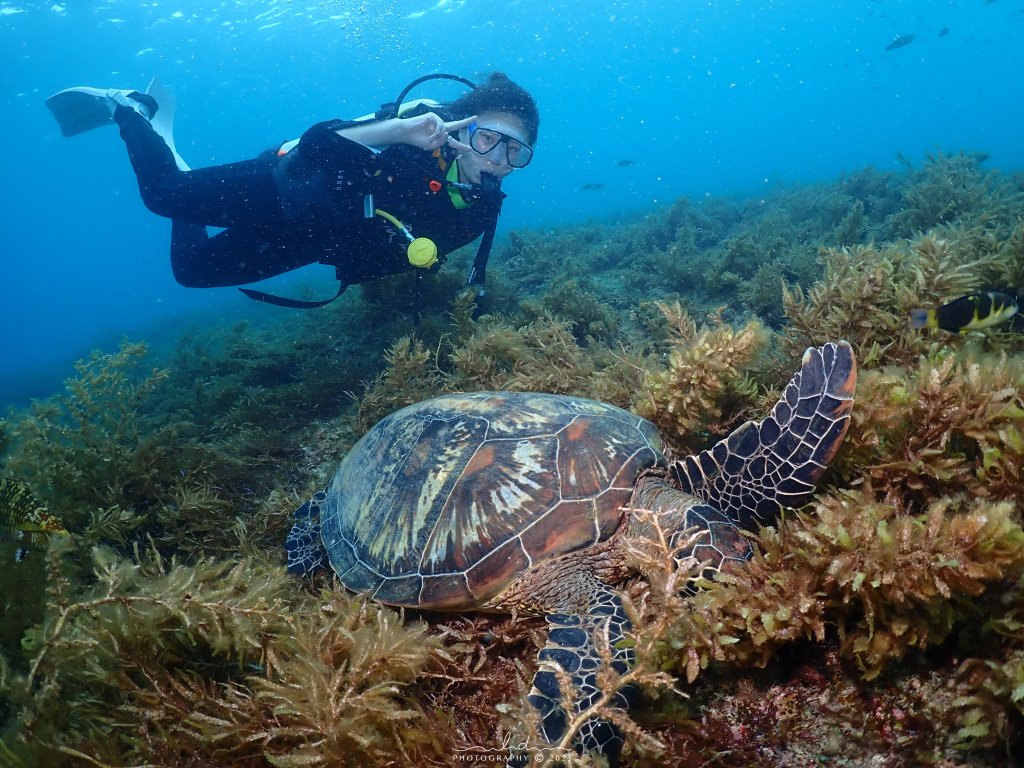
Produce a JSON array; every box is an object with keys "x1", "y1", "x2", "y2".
[{"x1": 286, "y1": 342, "x2": 857, "y2": 764}]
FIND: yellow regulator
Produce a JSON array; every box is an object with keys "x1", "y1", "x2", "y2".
[
  {"x1": 407, "y1": 237, "x2": 438, "y2": 268},
  {"x1": 373, "y1": 207, "x2": 438, "y2": 270}
]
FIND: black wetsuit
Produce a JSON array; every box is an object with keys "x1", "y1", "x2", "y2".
[{"x1": 113, "y1": 106, "x2": 504, "y2": 293}]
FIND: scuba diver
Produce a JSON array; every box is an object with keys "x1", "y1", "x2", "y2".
[{"x1": 45, "y1": 72, "x2": 539, "y2": 308}]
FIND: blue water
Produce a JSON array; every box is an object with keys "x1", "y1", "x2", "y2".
[{"x1": 2, "y1": 0, "x2": 1022, "y2": 406}]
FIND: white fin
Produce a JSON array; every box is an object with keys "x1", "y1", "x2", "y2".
[
  {"x1": 145, "y1": 77, "x2": 190, "y2": 171},
  {"x1": 45, "y1": 85, "x2": 116, "y2": 136},
  {"x1": 45, "y1": 77, "x2": 190, "y2": 171}
]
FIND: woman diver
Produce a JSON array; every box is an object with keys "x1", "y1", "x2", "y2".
[{"x1": 45, "y1": 72, "x2": 540, "y2": 308}]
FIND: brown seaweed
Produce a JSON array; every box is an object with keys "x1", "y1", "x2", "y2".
[{"x1": 3, "y1": 150, "x2": 1024, "y2": 766}]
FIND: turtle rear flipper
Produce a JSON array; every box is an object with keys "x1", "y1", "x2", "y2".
[
  {"x1": 285, "y1": 490, "x2": 330, "y2": 575},
  {"x1": 671, "y1": 341, "x2": 856, "y2": 527}
]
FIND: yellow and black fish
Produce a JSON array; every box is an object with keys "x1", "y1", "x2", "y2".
[
  {"x1": 908, "y1": 291, "x2": 1019, "y2": 333},
  {"x1": 0, "y1": 478, "x2": 67, "y2": 561}
]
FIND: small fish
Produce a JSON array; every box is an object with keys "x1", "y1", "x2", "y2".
[
  {"x1": 885, "y1": 34, "x2": 916, "y2": 51},
  {"x1": 937, "y1": 27, "x2": 949, "y2": 38},
  {"x1": 615, "y1": 159, "x2": 635, "y2": 167},
  {"x1": 908, "y1": 291, "x2": 1019, "y2": 333},
  {"x1": 0, "y1": 478, "x2": 68, "y2": 561},
  {"x1": 581, "y1": 183, "x2": 605, "y2": 191}
]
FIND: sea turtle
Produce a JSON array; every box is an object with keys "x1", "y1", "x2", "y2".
[{"x1": 286, "y1": 341, "x2": 856, "y2": 763}]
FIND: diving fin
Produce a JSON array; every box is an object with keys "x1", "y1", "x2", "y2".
[
  {"x1": 45, "y1": 78, "x2": 189, "y2": 171},
  {"x1": 45, "y1": 85, "x2": 122, "y2": 137},
  {"x1": 145, "y1": 77, "x2": 189, "y2": 170}
]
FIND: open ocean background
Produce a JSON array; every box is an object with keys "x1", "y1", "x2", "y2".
[{"x1": 1, "y1": 0, "x2": 1022, "y2": 407}]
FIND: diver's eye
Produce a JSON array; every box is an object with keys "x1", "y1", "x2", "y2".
[{"x1": 475, "y1": 129, "x2": 501, "y2": 149}]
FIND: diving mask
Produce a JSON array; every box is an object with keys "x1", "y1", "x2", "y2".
[{"x1": 466, "y1": 123, "x2": 533, "y2": 168}]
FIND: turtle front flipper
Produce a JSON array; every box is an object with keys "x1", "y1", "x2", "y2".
[
  {"x1": 285, "y1": 490, "x2": 329, "y2": 575},
  {"x1": 671, "y1": 341, "x2": 856, "y2": 527},
  {"x1": 519, "y1": 581, "x2": 634, "y2": 766}
]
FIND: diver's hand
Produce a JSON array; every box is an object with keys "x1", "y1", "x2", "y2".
[
  {"x1": 335, "y1": 114, "x2": 476, "y2": 152},
  {"x1": 399, "y1": 113, "x2": 476, "y2": 151}
]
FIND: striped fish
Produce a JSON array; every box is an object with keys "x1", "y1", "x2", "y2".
[
  {"x1": 0, "y1": 478, "x2": 68, "y2": 561},
  {"x1": 909, "y1": 291, "x2": 1019, "y2": 333}
]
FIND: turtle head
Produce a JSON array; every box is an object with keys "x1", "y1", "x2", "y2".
[{"x1": 285, "y1": 491, "x2": 329, "y2": 576}]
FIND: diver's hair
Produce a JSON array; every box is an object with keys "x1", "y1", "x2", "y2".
[{"x1": 449, "y1": 72, "x2": 540, "y2": 145}]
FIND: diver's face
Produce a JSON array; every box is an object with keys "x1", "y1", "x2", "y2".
[{"x1": 457, "y1": 111, "x2": 529, "y2": 184}]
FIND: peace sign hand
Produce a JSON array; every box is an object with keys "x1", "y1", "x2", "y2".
[{"x1": 401, "y1": 113, "x2": 476, "y2": 151}]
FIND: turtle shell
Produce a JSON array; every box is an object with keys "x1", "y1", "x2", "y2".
[{"x1": 319, "y1": 391, "x2": 664, "y2": 610}]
